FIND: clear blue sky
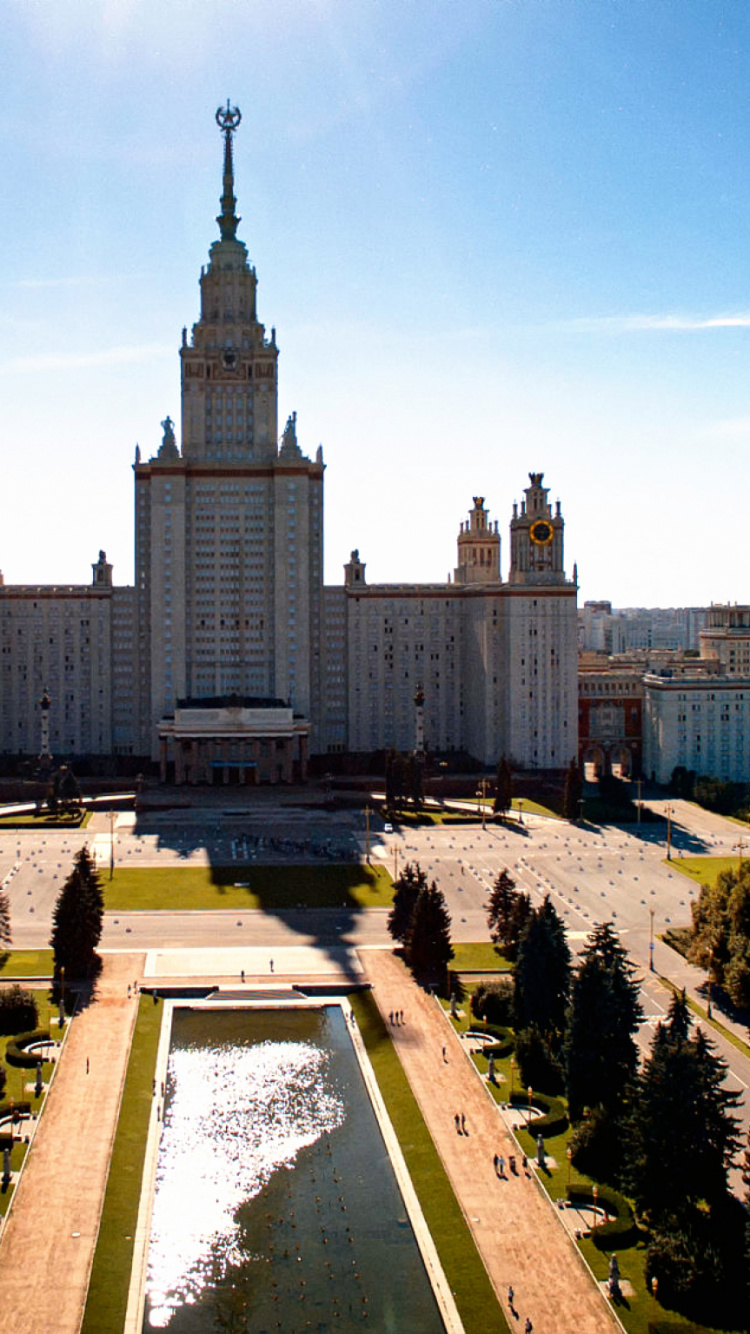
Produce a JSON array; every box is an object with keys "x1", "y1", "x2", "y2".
[{"x1": 2, "y1": 0, "x2": 750, "y2": 607}]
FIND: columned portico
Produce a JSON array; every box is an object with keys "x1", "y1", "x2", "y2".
[{"x1": 158, "y1": 697, "x2": 310, "y2": 785}]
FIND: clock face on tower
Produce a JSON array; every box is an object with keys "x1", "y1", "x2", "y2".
[{"x1": 529, "y1": 518, "x2": 554, "y2": 546}]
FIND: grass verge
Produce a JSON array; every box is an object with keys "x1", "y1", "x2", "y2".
[
  {"x1": 350, "y1": 989, "x2": 510, "y2": 1334},
  {"x1": 449, "y1": 942, "x2": 512, "y2": 972},
  {"x1": 0, "y1": 949, "x2": 54, "y2": 978},
  {"x1": 80, "y1": 994, "x2": 163, "y2": 1334},
  {"x1": 671, "y1": 856, "x2": 741, "y2": 886},
  {"x1": 0, "y1": 811, "x2": 91, "y2": 829},
  {"x1": 105, "y1": 863, "x2": 392, "y2": 911}
]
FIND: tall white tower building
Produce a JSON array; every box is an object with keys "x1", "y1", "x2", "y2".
[{"x1": 134, "y1": 104, "x2": 323, "y2": 771}]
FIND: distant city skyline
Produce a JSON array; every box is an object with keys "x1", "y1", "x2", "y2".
[{"x1": 2, "y1": 2, "x2": 750, "y2": 606}]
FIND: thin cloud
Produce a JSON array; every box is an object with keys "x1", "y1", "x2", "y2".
[
  {"x1": 0, "y1": 344, "x2": 172, "y2": 374},
  {"x1": 559, "y1": 313, "x2": 750, "y2": 334}
]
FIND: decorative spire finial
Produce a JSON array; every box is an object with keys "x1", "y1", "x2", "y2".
[{"x1": 215, "y1": 100, "x2": 242, "y2": 241}]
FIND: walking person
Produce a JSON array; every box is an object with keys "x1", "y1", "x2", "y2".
[
  {"x1": 498, "y1": 1154, "x2": 505, "y2": 1177},
  {"x1": 461, "y1": 1112, "x2": 467, "y2": 1134},
  {"x1": 525, "y1": 1319, "x2": 533, "y2": 1333},
  {"x1": 442, "y1": 1045, "x2": 447, "y2": 1062},
  {"x1": 454, "y1": 1113, "x2": 461, "y2": 1134},
  {"x1": 508, "y1": 1285, "x2": 514, "y2": 1310},
  {"x1": 493, "y1": 1153, "x2": 499, "y2": 1173}
]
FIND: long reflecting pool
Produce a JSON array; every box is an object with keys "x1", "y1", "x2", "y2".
[{"x1": 143, "y1": 1005, "x2": 446, "y2": 1332}]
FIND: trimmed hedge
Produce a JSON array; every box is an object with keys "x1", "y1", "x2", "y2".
[
  {"x1": 0, "y1": 1100, "x2": 31, "y2": 1122},
  {"x1": 567, "y1": 1183, "x2": 639, "y2": 1250},
  {"x1": 509, "y1": 1089, "x2": 568, "y2": 1137},
  {"x1": 5, "y1": 1029, "x2": 52, "y2": 1068}
]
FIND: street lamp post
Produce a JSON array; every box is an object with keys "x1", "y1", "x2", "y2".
[
  {"x1": 665, "y1": 804, "x2": 673, "y2": 861},
  {"x1": 393, "y1": 844, "x2": 399, "y2": 883},
  {"x1": 637, "y1": 776, "x2": 643, "y2": 825},
  {"x1": 518, "y1": 799, "x2": 524, "y2": 826},
  {"x1": 649, "y1": 908, "x2": 655, "y2": 972},
  {"x1": 528, "y1": 1085, "x2": 533, "y2": 1123},
  {"x1": 734, "y1": 837, "x2": 746, "y2": 874},
  {"x1": 592, "y1": 1183, "x2": 599, "y2": 1235},
  {"x1": 365, "y1": 805, "x2": 371, "y2": 865},
  {"x1": 566, "y1": 1145, "x2": 572, "y2": 1190},
  {"x1": 707, "y1": 948, "x2": 714, "y2": 1019},
  {"x1": 509, "y1": 1056, "x2": 515, "y2": 1099}
]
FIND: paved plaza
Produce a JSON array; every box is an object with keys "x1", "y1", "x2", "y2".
[{"x1": 0, "y1": 793, "x2": 748, "y2": 1330}]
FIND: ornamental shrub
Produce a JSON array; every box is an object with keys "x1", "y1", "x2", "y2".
[
  {"x1": 0, "y1": 986, "x2": 38, "y2": 1035},
  {"x1": 471, "y1": 978, "x2": 514, "y2": 1026}
]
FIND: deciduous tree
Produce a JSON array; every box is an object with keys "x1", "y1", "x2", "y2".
[{"x1": 0, "y1": 889, "x2": 11, "y2": 952}]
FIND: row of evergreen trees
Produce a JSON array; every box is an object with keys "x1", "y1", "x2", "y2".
[{"x1": 486, "y1": 869, "x2": 748, "y2": 1322}]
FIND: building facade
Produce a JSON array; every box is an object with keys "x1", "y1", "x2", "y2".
[
  {"x1": 0, "y1": 108, "x2": 579, "y2": 780},
  {"x1": 643, "y1": 671, "x2": 750, "y2": 785}
]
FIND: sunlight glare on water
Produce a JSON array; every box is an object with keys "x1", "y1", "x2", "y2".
[{"x1": 146, "y1": 1036, "x2": 344, "y2": 1327}]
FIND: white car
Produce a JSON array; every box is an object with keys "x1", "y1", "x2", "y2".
[{"x1": 384, "y1": 822, "x2": 393, "y2": 834}]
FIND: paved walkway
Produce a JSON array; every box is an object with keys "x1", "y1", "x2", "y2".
[
  {"x1": 0, "y1": 954, "x2": 144, "y2": 1334},
  {"x1": 361, "y1": 950, "x2": 619, "y2": 1334}
]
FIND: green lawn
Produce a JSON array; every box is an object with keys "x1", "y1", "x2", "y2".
[
  {"x1": 2, "y1": 987, "x2": 63, "y2": 1113},
  {"x1": 350, "y1": 990, "x2": 510, "y2": 1334},
  {"x1": 0, "y1": 811, "x2": 91, "y2": 829},
  {"x1": 0, "y1": 950, "x2": 54, "y2": 978},
  {"x1": 81, "y1": 994, "x2": 164, "y2": 1334},
  {"x1": 671, "y1": 856, "x2": 743, "y2": 887},
  {"x1": 450, "y1": 941, "x2": 512, "y2": 972},
  {"x1": 104, "y1": 862, "x2": 392, "y2": 911},
  {"x1": 511, "y1": 796, "x2": 561, "y2": 819}
]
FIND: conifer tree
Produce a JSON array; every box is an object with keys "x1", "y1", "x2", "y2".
[
  {"x1": 387, "y1": 863, "x2": 427, "y2": 943},
  {"x1": 564, "y1": 921, "x2": 642, "y2": 1123},
  {"x1": 493, "y1": 756, "x2": 513, "y2": 815},
  {"x1": 50, "y1": 846, "x2": 105, "y2": 982},
  {"x1": 626, "y1": 997, "x2": 740, "y2": 1221},
  {"x1": 513, "y1": 895, "x2": 571, "y2": 1040},
  {"x1": 404, "y1": 881, "x2": 453, "y2": 985},
  {"x1": 486, "y1": 869, "x2": 531, "y2": 957},
  {"x1": 562, "y1": 758, "x2": 583, "y2": 822}
]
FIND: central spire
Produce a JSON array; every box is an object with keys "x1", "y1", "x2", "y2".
[{"x1": 215, "y1": 100, "x2": 242, "y2": 241}]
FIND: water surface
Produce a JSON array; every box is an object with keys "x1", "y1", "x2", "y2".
[{"x1": 143, "y1": 1005, "x2": 445, "y2": 1333}]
